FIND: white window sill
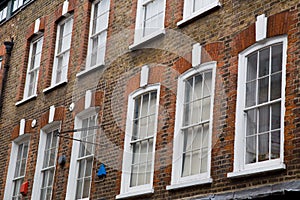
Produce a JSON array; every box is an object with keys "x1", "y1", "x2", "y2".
[
  {"x1": 166, "y1": 177, "x2": 212, "y2": 190},
  {"x1": 76, "y1": 63, "x2": 105, "y2": 78},
  {"x1": 177, "y1": 1, "x2": 221, "y2": 27},
  {"x1": 129, "y1": 29, "x2": 165, "y2": 50},
  {"x1": 16, "y1": 94, "x2": 37, "y2": 106},
  {"x1": 43, "y1": 80, "x2": 68, "y2": 93},
  {"x1": 116, "y1": 188, "x2": 154, "y2": 199},
  {"x1": 227, "y1": 163, "x2": 286, "y2": 178}
]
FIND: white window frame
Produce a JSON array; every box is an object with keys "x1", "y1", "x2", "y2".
[
  {"x1": 31, "y1": 122, "x2": 61, "y2": 200},
  {"x1": 116, "y1": 84, "x2": 160, "y2": 199},
  {"x1": 130, "y1": 0, "x2": 166, "y2": 48},
  {"x1": 0, "y1": 5, "x2": 7, "y2": 21},
  {"x1": 66, "y1": 108, "x2": 99, "y2": 200},
  {"x1": 167, "y1": 62, "x2": 216, "y2": 190},
  {"x1": 178, "y1": 0, "x2": 221, "y2": 26},
  {"x1": 50, "y1": 15, "x2": 73, "y2": 87},
  {"x1": 228, "y1": 36, "x2": 287, "y2": 178},
  {"x1": 4, "y1": 135, "x2": 30, "y2": 200},
  {"x1": 23, "y1": 36, "x2": 43, "y2": 100},
  {"x1": 83, "y1": 0, "x2": 110, "y2": 74}
]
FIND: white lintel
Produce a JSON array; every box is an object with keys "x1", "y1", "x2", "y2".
[
  {"x1": 49, "y1": 105, "x2": 55, "y2": 123},
  {"x1": 140, "y1": 65, "x2": 149, "y2": 88},
  {"x1": 19, "y1": 119, "x2": 25, "y2": 136},
  {"x1": 85, "y1": 90, "x2": 92, "y2": 109},
  {"x1": 256, "y1": 14, "x2": 267, "y2": 42},
  {"x1": 192, "y1": 43, "x2": 201, "y2": 67}
]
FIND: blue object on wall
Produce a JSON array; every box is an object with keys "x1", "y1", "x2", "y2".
[{"x1": 97, "y1": 164, "x2": 107, "y2": 178}]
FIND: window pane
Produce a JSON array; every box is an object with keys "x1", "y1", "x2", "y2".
[
  {"x1": 200, "y1": 148, "x2": 208, "y2": 173},
  {"x1": 271, "y1": 103, "x2": 281, "y2": 130},
  {"x1": 271, "y1": 131, "x2": 280, "y2": 159},
  {"x1": 246, "y1": 109, "x2": 257, "y2": 136},
  {"x1": 140, "y1": 140, "x2": 148, "y2": 163},
  {"x1": 258, "y1": 133, "x2": 269, "y2": 162},
  {"x1": 130, "y1": 165, "x2": 138, "y2": 187},
  {"x1": 141, "y1": 94, "x2": 149, "y2": 117},
  {"x1": 246, "y1": 81, "x2": 256, "y2": 107},
  {"x1": 191, "y1": 100, "x2": 201, "y2": 124},
  {"x1": 192, "y1": 126, "x2": 201, "y2": 150},
  {"x1": 183, "y1": 103, "x2": 191, "y2": 126},
  {"x1": 149, "y1": 92, "x2": 157, "y2": 114},
  {"x1": 259, "y1": 48, "x2": 270, "y2": 77},
  {"x1": 182, "y1": 152, "x2": 191, "y2": 177},
  {"x1": 183, "y1": 128, "x2": 193, "y2": 152},
  {"x1": 203, "y1": 71, "x2": 212, "y2": 97},
  {"x1": 246, "y1": 135, "x2": 256, "y2": 164},
  {"x1": 82, "y1": 178, "x2": 91, "y2": 198},
  {"x1": 201, "y1": 97, "x2": 211, "y2": 121},
  {"x1": 259, "y1": 105, "x2": 270, "y2": 133},
  {"x1": 191, "y1": 151, "x2": 200, "y2": 175},
  {"x1": 258, "y1": 77, "x2": 269, "y2": 104},
  {"x1": 271, "y1": 73, "x2": 282, "y2": 100},
  {"x1": 85, "y1": 158, "x2": 93, "y2": 177},
  {"x1": 194, "y1": 74, "x2": 203, "y2": 100},
  {"x1": 202, "y1": 124, "x2": 209, "y2": 148},
  {"x1": 247, "y1": 53, "x2": 257, "y2": 81},
  {"x1": 138, "y1": 164, "x2": 146, "y2": 185},
  {"x1": 184, "y1": 78, "x2": 193, "y2": 104},
  {"x1": 271, "y1": 44, "x2": 282, "y2": 73},
  {"x1": 76, "y1": 180, "x2": 83, "y2": 198}
]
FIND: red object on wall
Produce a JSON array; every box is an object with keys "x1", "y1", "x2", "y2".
[{"x1": 20, "y1": 181, "x2": 28, "y2": 196}]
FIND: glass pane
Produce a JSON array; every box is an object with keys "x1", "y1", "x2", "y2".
[
  {"x1": 149, "y1": 92, "x2": 157, "y2": 114},
  {"x1": 182, "y1": 152, "x2": 190, "y2": 177},
  {"x1": 139, "y1": 117, "x2": 147, "y2": 139},
  {"x1": 271, "y1": 44, "x2": 282, "y2": 73},
  {"x1": 132, "y1": 119, "x2": 139, "y2": 140},
  {"x1": 247, "y1": 53, "x2": 257, "y2": 81},
  {"x1": 85, "y1": 158, "x2": 93, "y2": 177},
  {"x1": 130, "y1": 165, "x2": 138, "y2": 187},
  {"x1": 134, "y1": 97, "x2": 141, "y2": 119},
  {"x1": 132, "y1": 143, "x2": 139, "y2": 165},
  {"x1": 259, "y1": 48, "x2": 270, "y2": 77},
  {"x1": 48, "y1": 168, "x2": 54, "y2": 186},
  {"x1": 43, "y1": 150, "x2": 49, "y2": 168},
  {"x1": 200, "y1": 148, "x2": 208, "y2": 173},
  {"x1": 14, "y1": 160, "x2": 20, "y2": 177},
  {"x1": 271, "y1": 73, "x2": 282, "y2": 100},
  {"x1": 20, "y1": 159, "x2": 26, "y2": 176},
  {"x1": 191, "y1": 100, "x2": 201, "y2": 124},
  {"x1": 145, "y1": 163, "x2": 151, "y2": 184},
  {"x1": 259, "y1": 105, "x2": 270, "y2": 133},
  {"x1": 138, "y1": 164, "x2": 146, "y2": 185},
  {"x1": 258, "y1": 133, "x2": 269, "y2": 161},
  {"x1": 148, "y1": 139, "x2": 153, "y2": 161},
  {"x1": 246, "y1": 135, "x2": 256, "y2": 164},
  {"x1": 203, "y1": 71, "x2": 212, "y2": 97},
  {"x1": 246, "y1": 109, "x2": 257, "y2": 136},
  {"x1": 40, "y1": 188, "x2": 46, "y2": 200},
  {"x1": 246, "y1": 81, "x2": 256, "y2": 107},
  {"x1": 271, "y1": 103, "x2": 281, "y2": 130},
  {"x1": 201, "y1": 97, "x2": 211, "y2": 121},
  {"x1": 192, "y1": 126, "x2": 201, "y2": 150},
  {"x1": 194, "y1": 74, "x2": 203, "y2": 100},
  {"x1": 49, "y1": 149, "x2": 56, "y2": 166},
  {"x1": 82, "y1": 178, "x2": 91, "y2": 198},
  {"x1": 183, "y1": 128, "x2": 193, "y2": 152},
  {"x1": 183, "y1": 103, "x2": 191, "y2": 126},
  {"x1": 76, "y1": 180, "x2": 83, "y2": 199},
  {"x1": 141, "y1": 94, "x2": 149, "y2": 117},
  {"x1": 140, "y1": 141, "x2": 148, "y2": 163},
  {"x1": 184, "y1": 78, "x2": 193, "y2": 103},
  {"x1": 78, "y1": 159, "x2": 85, "y2": 178},
  {"x1": 191, "y1": 151, "x2": 200, "y2": 175},
  {"x1": 90, "y1": 37, "x2": 98, "y2": 67},
  {"x1": 147, "y1": 115, "x2": 155, "y2": 137},
  {"x1": 271, "y1": 131, "x2": 280, "y2": 159},
  {"x1": 258, "y1": 77, "x2": 269, "y2": 104},
  {"x1": 202, "y1": 124, "x2": 209, "y2": 148}
]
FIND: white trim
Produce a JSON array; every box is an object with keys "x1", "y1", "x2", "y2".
[
  {"x1": 76, "y1": 63, "x2": 105, "y2": 77},
  {"x1": 62, "y1": 0, "x2": 69, "y2": 16},
  {"x1": 192, "y1": 43, "x2": 201, "y2": 67},
  {"x1": 85, "y1": 90, "x2": 92, "y2": 109},
  {"x1": 16, "y1": 94, "x2": 37, "y2": 106},
  {"x1": 256, "y1": 14, "x2": 267, "y2": 42},
  {"x1": 177, "y1": 0, "x2": 221, "y2": 26},
  {"x1": 168, "y1": 62, "x2": 216, "y2": 189},
  {"x1": 131, "y1": 0, "x2": 166, "y2": 47},
  {"x1": 4, "y1": 136, "x2": 30, "y2": 200},
  {"x1": 140, "y1": 65, "x2": 149, "y2": 87},
  {"x1": 49, "y1": 105, "x2": 56, "y2": 124},
  {"x1": 118, "y1": 84, "x2": 160, "y2": 198},
  {"x1": 31, "y1": 121, "x2": 61, "y2": 200},
  {"x1": 229, "y1": 36, "x2": 287, "y2": 177},
  {"x1": 66, "y1": 109, "x2": 99, "y2": 200},
  {"x1": 129, "y1": 28, "x2": 165, "y2": 50},
  {"x1": 43, "y1": 80, "x2": 68, "y2": 93},
  {"x1": 19, "y1": 119, "x2": 26, "y2": 136},
  {"x1": 34, "y1": 18, "x2": 40, "y2": 34}
]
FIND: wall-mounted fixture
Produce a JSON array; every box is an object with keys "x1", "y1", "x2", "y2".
[
  {"x1": 97, "y1": 164, "x2": 106, "y2": 178},
  {"x1": 58, "y1": 155, "x2": 66, "y2": 166},
  {"x1": 20, "y1": 181, "x2": 28, "y2": 196}
]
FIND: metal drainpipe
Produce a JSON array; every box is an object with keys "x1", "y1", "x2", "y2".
[{"x1": 0, "y1": 40, "x2": 14, "y2": 114}]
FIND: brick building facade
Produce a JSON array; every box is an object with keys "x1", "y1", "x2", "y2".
[{"x1": 0, "y1": 0, "x2": 300, "y2": 199}]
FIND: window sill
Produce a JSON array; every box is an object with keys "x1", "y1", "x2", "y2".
[
  {"x1": 116, "y1": 188, "x2": 154, "y2": 199},
  {"x1": 43, "y1": 80, "x2": 68, "y2": 93},
  {"x1": 76, "y1": 64, "x2": 105, "y2": 78},
  {"x1": 16, "y1": 94, "x2": 37, "y2": 106},
  {"x1": 129, "y1": 29, "x2": 165, "y2": 50},
  {"x1": 166, "y1": 177, "x2": 212, "y2": 190},
  {"x1": 177, "y1": 1, "x2": 221, "y2": 27},
  {"x1": 227, "y1": 163, "x2": 286, "y2": 178}
]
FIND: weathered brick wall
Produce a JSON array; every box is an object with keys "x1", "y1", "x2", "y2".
[{"x1": 0, "y1": 0, "x2": 299, "y2": 199}]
